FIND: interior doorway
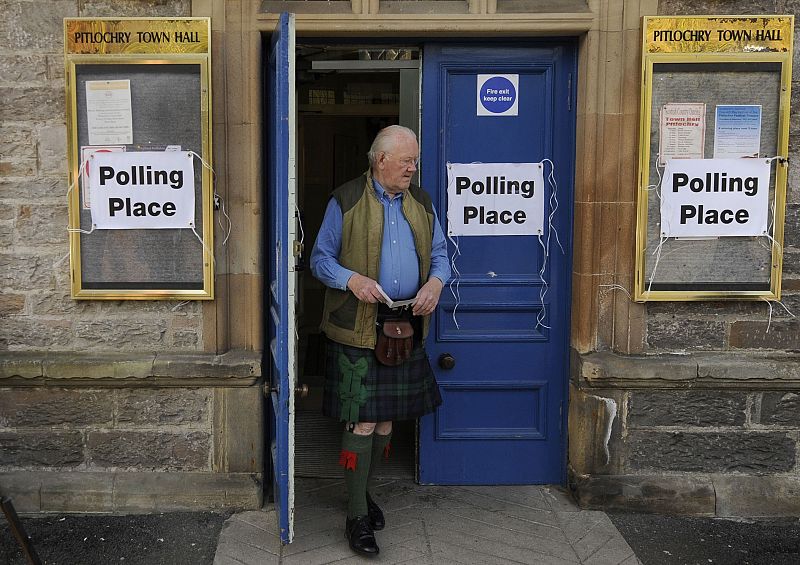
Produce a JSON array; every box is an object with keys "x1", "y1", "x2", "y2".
[{"x1": 293, "y1": 44, "x2": 421, "y2": 479}]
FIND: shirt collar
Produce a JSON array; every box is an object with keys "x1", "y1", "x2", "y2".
[{"x1": 372, "y1": 178, "x2": 403, "y2": 203}]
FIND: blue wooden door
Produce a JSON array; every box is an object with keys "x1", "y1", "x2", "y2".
[
  {"x1": 419, "y1": 43, "x2": 576, "y2": 484},
  {"x1": 267, "y1": 12, "x2": 297, "y2": 542}
]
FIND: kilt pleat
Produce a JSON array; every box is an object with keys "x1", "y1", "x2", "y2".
[{"x1": 322, "y1": 337, "x2": 442, "y2": 422}]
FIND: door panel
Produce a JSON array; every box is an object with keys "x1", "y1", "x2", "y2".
[
  {"x1": 267, "y1": 12, "x2": 296, "y2": 543},
  {"x1": 420, "y1": 43, "x2": 576, "y2": 485}
]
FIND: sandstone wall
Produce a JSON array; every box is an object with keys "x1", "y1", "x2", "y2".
[{"x1": 0, "y1": 0, "x2": 201, "y2": 353}]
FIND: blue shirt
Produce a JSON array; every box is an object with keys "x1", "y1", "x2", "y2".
[{"x1": 310, "y1": 179, "x2": 450, "y2": 300}]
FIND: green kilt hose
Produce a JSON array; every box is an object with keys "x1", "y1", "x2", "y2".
[{"x1": 323, "y1": 337, "x2": 442, "y2": 423}]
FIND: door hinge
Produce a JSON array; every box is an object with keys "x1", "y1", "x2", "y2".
[
  {"x1": 293, "y1": 240, "x2": 303, "y2": 257},
  {"x1": 567, "y1": 73, "x2": 572, "y2": 111}
]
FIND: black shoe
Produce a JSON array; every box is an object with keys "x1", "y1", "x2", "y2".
[
  {"x1": 345, "y1": 515, "x2": 379, "y2": 556},
  {"x1": 366, "y1": 491, "x2": 385, "y2": 531}
]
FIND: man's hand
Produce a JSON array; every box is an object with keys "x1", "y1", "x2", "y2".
[
  {"x1": 347, "y1": 273, "x2": 385, "y2": 303},
  {"x1": 413, "y1": 277, "x2": 444, "y2": 316}
]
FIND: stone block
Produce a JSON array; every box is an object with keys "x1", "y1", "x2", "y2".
[
  {"x1": 646, "y1": 300, "x2": 765, "y2": 318},
  {"x1": 646, "y1": 319, "x2": 727, "y2": 350},
  {"x1": 0, "y1": 87, "x2": 64, "y2": 123},
  {"x1": 79, "y1": 0, "x2": 192, "y2": 17},
  {"x1": 0, "y1": 294, "x2": 25, "y2": 316},
  {"x1": 0, "y1": 55, "x2": 48, "y2": 85},
  {"x1": 74, "y1": 320, "x2": 168, "y2": 348},
  {"x1": 0, "y1": 124, "x2": 35, "y2": 160},
  {"x1": 0, "y1": 222, "x2": 13, "y2": 245},
  {"x1": 760, "y1": 391, "x2": 800, "y2": 425},
  {"x1": 36, "y1": 124, "x2": 67, "y2": 175},
  {"x1": 568, "y1": 384, "x2": 621, "y2": 475},
  {"x1": 0, "y1": 388, "x2": 113, "y2": 427},
  {"x1": 172, "y1": 329, "x2": 199, "y2": 348},
  {"x1": 41, "y1": 472, "x2": 114, "y2": 512},
  {"x1": 0, "y1": 430, "x2": 83, "y2": 467},
  {"x1": 15, "y1": 204, "x2": 68, "y2": 246},
  {"x1": 0, "y1": 159, "x2": 35, "y2": 177},
  {"x1": 629, "y1": 391, "x2": 747, "y2": 427},
  {"x1": 784, "y1": 277, "x2": 800, "y2": 291},
  {"x1": 42, "y1": 353, "x2": 154, "y2": 381},
  {"x1": 570, "y1": 472, "x2": 715, "y2": 516},
  {"x1": 713, "y1": 475, "x2": 800, "y2": 517},
  {"x1": 116, "y1": 388, "x2": 210, "y2": 426},
  {"x1": 213, "y1": 387, "x2": 264, "y2": 474},
  {"x1": 658, "y1": 0, "x2": 778, "y2": 15},
  {"x1": 87, "y1": 431, "x2": 210, "y2": 470},
  {"x1": 0, "y1": 353, "x2": 43, "y2": 380},
  {"x1": 112, "y1": 471, "x2": 261, "y2": 511},
  {"x1": 0, "y1": 178, "x2": 66, "y2": 199},
  {"x1": 152, "y1": 351, "x2": 261, "y2": 380},
  {"x1": 2, "y1": 318, "x2": 74, "y2": 349},
  {"x1": 0, "y1": 203, "x2": 14, "y2": 222},
  {"x1": 783, "y1": 248, "x2": 800, "y2": 276},
  {"x1": 0, "y1": 1, "x2": 76, "y2": 50},
  {"x1": 46, "y1": 55, "x2": 65, "y2": 82},
  {"x1": 785, "y1": 204, "x2": 800, "y2": 248},
  {"x1": 0, "y1": 470, "x2": 261, "y2": 513},
  {"x1": 729, "y1": 321, "x2": 800, "y2": 349},
  {"x1": 96, "y1": 299, "x2": 201, "y2": 316},
  {"x1": 627, "y1": 431, "x2": 795, "y2": 473},
  {"x1": 0, "y1": 253, "x2": 58, "y2": 290},
  {"x1": 0, "y1": 471, "x2": 43, "y2": 512},
  {"x1": 28, "y1": 290, "x2": 95, "y2": 315}
]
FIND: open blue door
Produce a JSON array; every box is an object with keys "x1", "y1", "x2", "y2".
[
  {"x1": 419, "y1": 43, "x2": 576, "y2": 484},
  {"x1": 267, "y1": 12, "x2": 296, "y2": 542}
]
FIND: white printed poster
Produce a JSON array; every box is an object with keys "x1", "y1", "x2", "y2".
[
  {"x1": 714, "y1": 105, "x2": 762, "y2": 159},
  {"x1": 658, "y1": 103, "x2": 706, "y2": 165},
  {"x1": 660, "y1": 158, "x2": 770, "y2": 238},
  {"x1": 88, "y1": 151, "x2": 195, "y2": 230},
  {"x1": 447, "y1": 162, "x2": 544, "y2": 236},
  {"x1": 85, "y1": 80, "x2": 133, "y2": 145}
]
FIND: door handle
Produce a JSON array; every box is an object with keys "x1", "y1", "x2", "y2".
[{"x1": 438, "y1": 353, "x2": 456, "y2": 370}]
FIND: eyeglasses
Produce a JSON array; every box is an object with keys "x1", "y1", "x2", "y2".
[{"x1": 384, "y1": 152, "x2": 420, "y2": 168}]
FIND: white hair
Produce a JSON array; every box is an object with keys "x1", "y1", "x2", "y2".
[{"x1": 367, "y1": 125, "x2": 417, "y2": 166}]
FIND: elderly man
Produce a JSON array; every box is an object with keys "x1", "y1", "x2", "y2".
[{"x1": 310, "y1": 125, "x2": 450, "y2": 556}]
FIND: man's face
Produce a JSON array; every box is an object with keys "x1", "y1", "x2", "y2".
[{"x1": 373, "y1": 135, "x2": 419, "y2": 196}]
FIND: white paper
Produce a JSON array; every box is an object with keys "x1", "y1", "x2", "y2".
[
  {"x1": 80, "y1": 145, "x2": 125, "y2": 209},
  {"x1": 447, "y1": 162, "x2": 545, "y2": 236},
  {"x1": 660, "y1": 158, "x2": 770, "y2": 238},
  {"x1": 658, "y1": 103, "x2": 706, "y2": 165},
  {"x1": 375, "y1": 285, "x2": 416, "y2": 309},
  {"x1": 88, "y1": 151, "x2": 195, "y2": 230},
  {"x1": 714, "y1": 105, "x2": 762, "y2": 159},
  {"x1": 86, "y1": 80, "x2": 133, "y2": 145}
]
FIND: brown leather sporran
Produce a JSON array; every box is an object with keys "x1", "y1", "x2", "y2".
[{"x1": 375, "y1": 319, "x2": 414, "y2": 366}]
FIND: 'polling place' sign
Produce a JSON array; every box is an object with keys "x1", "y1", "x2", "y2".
[
  {"x1": 659, "y1": 158, "x2": 770, "y2": 237},
  {"x1": 89, "y1": 151, "x2": 195, "y2": 229},
  {"x1": 447, "y1": 162, "x2": 544, "y2": 236}
]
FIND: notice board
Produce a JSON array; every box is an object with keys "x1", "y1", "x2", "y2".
[
  {"x1": 634, "y1": 16, "x2": 793, "y2": 302},
  {"x1": 64, "y1": 18, "x2": 214, "y2": 299}
]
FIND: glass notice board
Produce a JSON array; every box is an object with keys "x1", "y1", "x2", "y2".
[
  {"x1": 64, "y1": 18, "x2": 214, "y2": 299},
  {"x1": 634, "y1": 16, "x2": 793, "y2": 301}
]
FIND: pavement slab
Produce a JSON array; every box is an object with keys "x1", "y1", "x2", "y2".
[{"x1": 213, "y1": 479, "x2": 637, "y2": 565}]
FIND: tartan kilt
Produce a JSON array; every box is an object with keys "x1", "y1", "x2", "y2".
[{"x1": 322, "y1": 337, "x2": 442, "y2": 423}]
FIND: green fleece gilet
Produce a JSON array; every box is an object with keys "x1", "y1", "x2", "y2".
[{"x1": 320, "y1": 172, "x2": 435, "y2": 349}]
